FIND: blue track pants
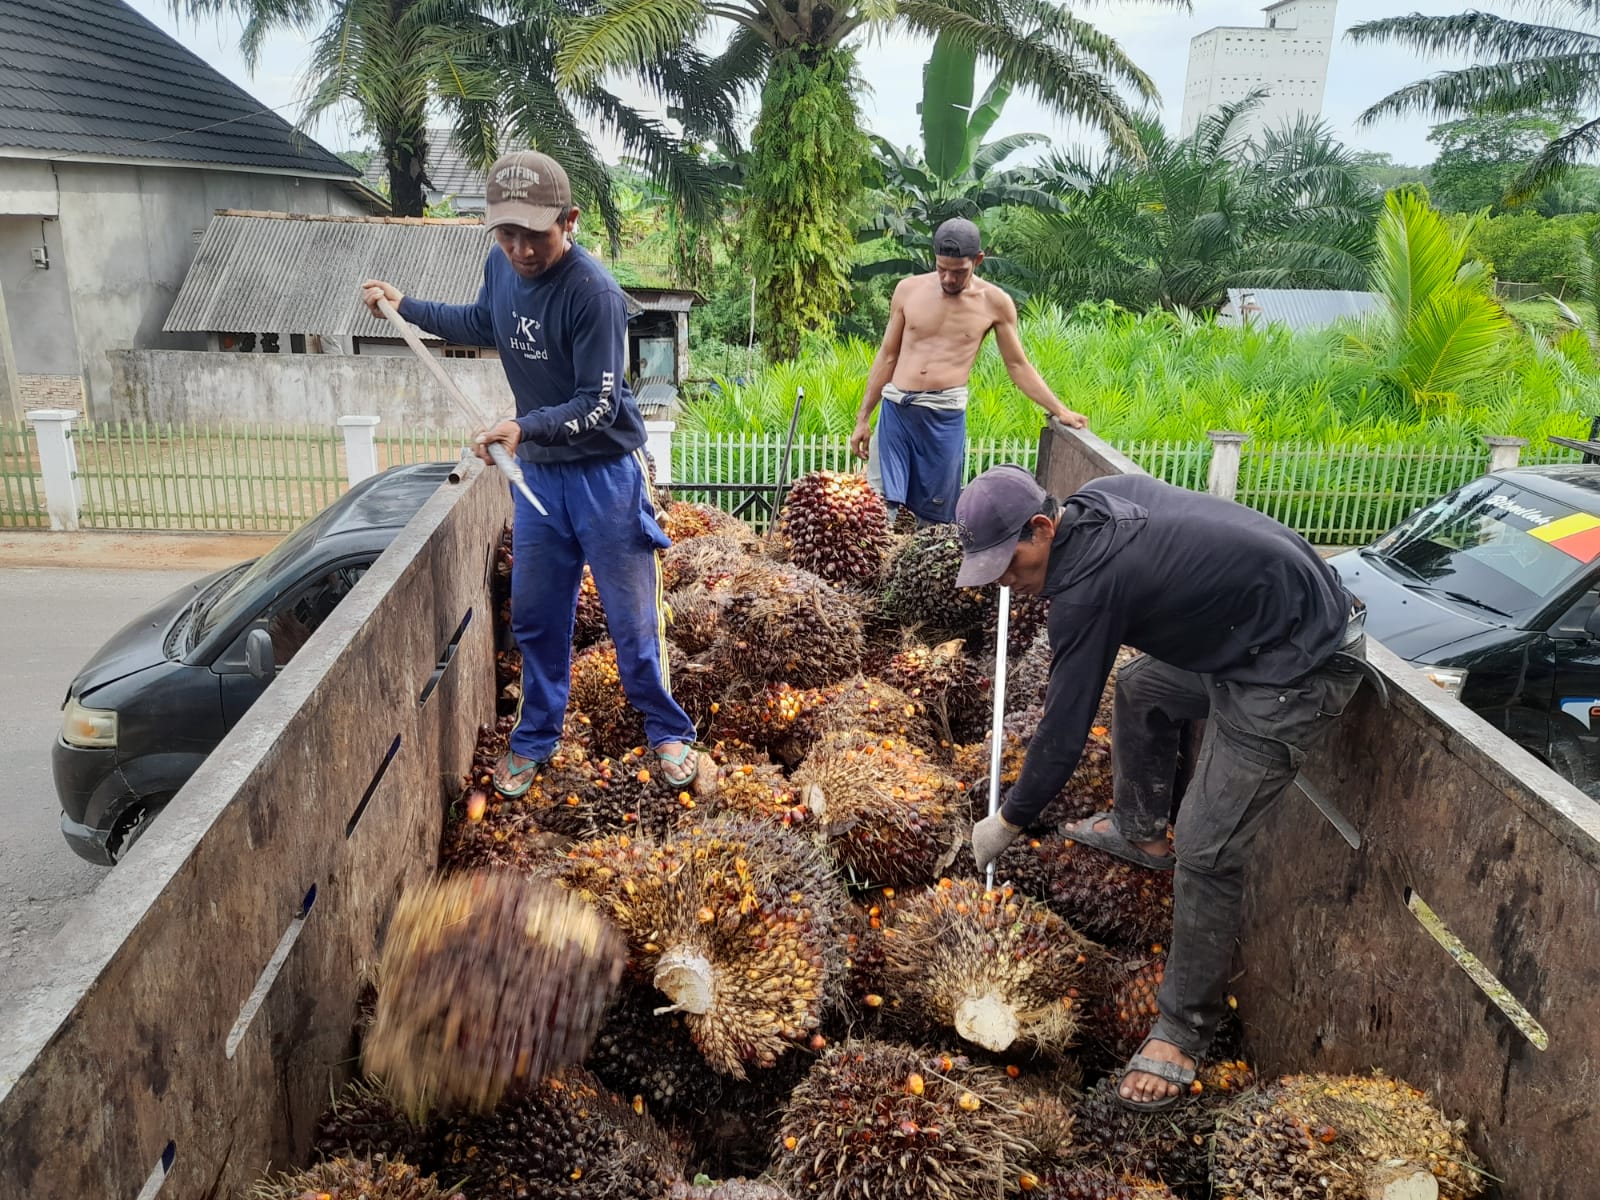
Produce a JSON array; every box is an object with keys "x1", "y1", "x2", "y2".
[{"x1": 508, "y1": 450, "x2": 696, "y2": 762}]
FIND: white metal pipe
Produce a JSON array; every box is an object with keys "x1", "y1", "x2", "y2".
[{"x1": 985, "y1": 584, "x2": 1011, "y2": 889}]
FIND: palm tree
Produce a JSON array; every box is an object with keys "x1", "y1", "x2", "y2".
[
  {"x1": 1349, "y1": 2, "x2": 1600, "y2": 202},
  {"x1": 181, "y1": 0, "x2": 729, "y2": 231},
  {"x1": 858, "y1": 31, "x2": 1065, "y2": 286},
  {"x1": 555, "y1": 0, "x2": 1171, "y2": 358},
  {"x1": 1011, "y1": 96, "x2": 1379, "y2": 312}
]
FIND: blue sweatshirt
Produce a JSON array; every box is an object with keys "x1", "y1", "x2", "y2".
[{"x1": 397, "y1": 243, "x2": 647, "y2": 464}]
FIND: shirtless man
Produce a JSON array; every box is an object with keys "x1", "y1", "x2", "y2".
[{"x1": 849, "y1": 218, "x2": 1087, "y2": 524}]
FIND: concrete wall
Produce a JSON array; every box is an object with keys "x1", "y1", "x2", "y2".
[
  {"x1": 0, "y1": 157, "x2": 370, "y2": 417},
  {"x1": 1179, "y1": 0, "x2": 1336, "y2": 137},
  {"x1": 0, "y1": 215, "x2": 77, "y2": 374},
  {"x1": 110, "y1": 347, "x2": 515, "y2": 427}
]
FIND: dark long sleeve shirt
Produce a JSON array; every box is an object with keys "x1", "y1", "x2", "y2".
[
  {"x1": 1001, "y1": 474, "x2": 1352, "y2": 827},
  {"x1": 397, "y1": 244, "x2": 647, "y2": 463}
]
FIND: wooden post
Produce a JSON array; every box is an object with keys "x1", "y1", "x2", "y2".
[{"x1": 0, "y1": 281, "x2": 22, "y2": 424}]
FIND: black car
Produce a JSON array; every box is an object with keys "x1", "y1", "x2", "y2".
[
  {"x1": 1330, "y1": 464, "x2": 1600, "y2": 796},
  {"x1": 54, "y1": 462, "x2": 453, "y2": 863}
]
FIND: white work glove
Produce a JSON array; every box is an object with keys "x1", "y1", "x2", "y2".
[{"x1": 971, "y1": 812, "x2": 1023, "y2": 873}]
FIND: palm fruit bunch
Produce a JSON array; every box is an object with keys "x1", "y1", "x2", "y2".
[
  {"x1": 1037, "y1": 728, "x2": 1114, "y2": 826},
  {"x1": 790, "y1": 732, "x2": 964, "y2": 887},
  {"x1": 364, "y1": 871, "x2": 626, "y2": 1115},
  {"x1": 710, "y1": 759, "x2": 814, "y2": 830},
  {"x1": 586, "y1": 984, "x2": 728, "y2": 1117},
  {"x1": 1015, "y1": 1169, "x2": 1177, "y2": 1199},
  {"x1": 1080, "y1": 952, "x2": 1167, "y2": 1066},
  {"x1": 313, "y1": 1080, "x2": 423, "y2": 1165},
  {"x1": 567, "y1": 642, "x2": 647, "y2": 757},
  {"x1": 574, "y1": 566, "x2": 608, "y2": 648},
  {"x1": 877, "y1": 638, "x2": 990, "y2": 744},
  {"x1": 1071, "y1": 1062, "x2": 1255, "y2": 1192},
  {"x1": 775, "y1": 675, "x2": 937, "y2": 767},
  {"x1": 663, "y1": 534, "x2": 755, "y2": 596},
  {"x1": 878, "y1": 524, "x2": 994, "y2": 643},
  {"x1": 705, "y1": 684, "x2": 810, "y2": 755},
  {"x1": 877, "y1": 877, "x2": 1098, "y2": 1054},
  {"x1": 424, "y1": 1066, "x2": 685, "y2": 1200},
  {"x1": 495, "y1": 648, "x2": 522, "y2": 711},
  {"x1": 526, "y1": 745, "x2": 704, "y2": 842},
  {"x1": 716, "y1": 561, "x2": 865, "y2": 688},
  {"x1": 974, "y1": 589, "x2": 1051, "y2": 661},
  {"x1": 776, "y1": 470, "x2": 890, "y2": 589},
  {"x1": 838, "y1": 887, "x2": 927, "y2": 1038},
  {"x1": 667, "y1": 1180, "x2": 794, "y2": 1200},
  {"x1": 252, "y1": 1157, "x2": 463, "y2": 1200},
  {"x1": 441, "y1": 781, "x2": 572, "y2": 875},
  {"x1": 771, "y1": 1041, "x2": 1033, "y2": 1200},
  {"x1": 949, "y1": 706, "x2": 1040, "y2": 814},
  {"x1": 661, "y1": 500, "x2": 759, "y2": 548},
  {"x1": 1006, "y1": 629, "x2": 1055, "y2": 711},
  {"x1": 985, "y1": 835, "x2": 1174, "y2": 953},
  {"x1": 1211, "y1": 1072, "x2": 1487, "y2": 1200},
  {"x1": 559, "y1": 817, "x2": 846, "y2": 1077}
]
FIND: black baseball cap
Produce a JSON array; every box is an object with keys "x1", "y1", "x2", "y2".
[
  {"x1": 933, "y1": 217, "x2": 981, "y2": 259},
  {"x1": 954, "y1": 464, "x2": 1046, "y2": 587}
]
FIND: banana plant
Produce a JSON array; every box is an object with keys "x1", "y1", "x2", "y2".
[{"x1": 858, "y1": 31, "x2": 1071, "y2": 284}]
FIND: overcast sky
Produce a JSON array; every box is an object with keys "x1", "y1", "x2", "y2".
[{"x1": 128, "y1": 0, "x2": 1501, "y2": 169}]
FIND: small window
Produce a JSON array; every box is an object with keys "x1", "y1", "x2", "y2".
[
  {"x1": 266, "y1": 564, "x2": 370, "y2": 666},
  {"x1": 443, "y1": 347, "x2": 479, "y2": 359}
]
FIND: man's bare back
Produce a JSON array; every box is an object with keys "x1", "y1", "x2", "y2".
[{"x1": 891, "y1": 272, "x2": 1004, "y2": 392}]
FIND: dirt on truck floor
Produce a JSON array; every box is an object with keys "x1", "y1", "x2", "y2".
[{"x1": 0, "y1": 531, "x2": 283, "y2": 572}]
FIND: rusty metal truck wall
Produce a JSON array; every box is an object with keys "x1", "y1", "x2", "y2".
[
  {"x1": 1039, "y1": 420, "x2": 1600, "y2": 1196},
  {"x1": 0, "y1": 461, "x2": 507, "y2": 1200}
]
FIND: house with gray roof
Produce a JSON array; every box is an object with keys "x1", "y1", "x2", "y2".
[
  {"x1": 0, "y1": 0, "x2": 384, "y2": 417},
  {"x1": 361, "y1": 130, "x2": 491, "y2": 215},
  {"x1": 1216, "y1": 287, "x2": 1382, "y2": 333}
]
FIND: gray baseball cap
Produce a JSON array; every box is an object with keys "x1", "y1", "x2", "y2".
[
  {"x1": 954, "y1": 464, "x2": 1046, "y2": 588},
  {"x1": 486, "y1": 150, "x2": 572, "y2": 232},
  {"x1": 933, "y1": 217, "x2": 982, "y2": 259}
]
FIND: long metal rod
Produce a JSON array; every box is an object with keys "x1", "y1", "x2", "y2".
[
  {"x1": 373, "y1": 296, "x2": 546, "y2": 514},
  {"x1": 985, "y1": 584, "x2": 1011, "y2": 889}
]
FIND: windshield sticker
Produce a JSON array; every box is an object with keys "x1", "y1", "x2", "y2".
[
  {"x1": 1528, "y1": 512, "x2": 1600, "y2": 562},
  {"x1": 1485, "y1": 494, "x2": 1559, "y2": 527}
]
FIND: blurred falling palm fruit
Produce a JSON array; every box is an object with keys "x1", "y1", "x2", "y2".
[
  {"x1": 365, "y1": 871, "x2": 625, "y2": 1116},
  {"x1": 423, "y1": 1066, "x2": 685, "y2": 1200},
  {"x1": 252, "y1": 1157, "x2": 463, "y2": 1200},
  {"x1": 559, "y1": 817, "x2": 846, "y2": 1078},
  {"x1": 879, "y1": 877, "x2": 1099, "y2": 1055},
  {"x1": 1211, "y1": 1072, "x2": 1487, "y2": 1200},
  {"x1": 772, "y1": 1041, "x2": 1033, "y2": 1200},
  {"x1": 791, "y1": 731, "x2": 964, "y2": 886},
  {"x1": 776, "y1": 470, "x2": 890, "y2": 588}
]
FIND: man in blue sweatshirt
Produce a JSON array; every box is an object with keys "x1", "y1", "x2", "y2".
[{"x1": 362, "y1": 150, "x2": 704, "y2": 796}]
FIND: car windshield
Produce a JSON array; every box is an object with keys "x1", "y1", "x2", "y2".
[
  {"x1": 1366, "y1": 477, "x2": 1599, "y2": 623},
  {"x1": 192, "y1": 515, "x2": 330, "y2": 646}
]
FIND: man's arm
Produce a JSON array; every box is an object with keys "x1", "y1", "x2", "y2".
[
  {"x1": 514, "y1": 290, "x2": 627, "y2": 446},
  {"x1": 1001, "y1": 601, "x2": 1121, "y2": 826},
  {"x1": 850, "y1": 281, "x2": 909, "y2": 459},
  {"x1": 362, "y1": 269, "x2": 495, "y2": 348},
  {"x1": 991, "y1": 291, "x2": 1087, "y2": 430}
]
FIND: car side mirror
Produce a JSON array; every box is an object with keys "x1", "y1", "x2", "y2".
[{"x1": 245, "y1": 627, "x2": 276, "y2": 682}]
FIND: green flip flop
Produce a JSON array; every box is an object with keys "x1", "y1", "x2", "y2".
[{"x1": 493, "y1": 752, "x2": 543, "y2": 798}]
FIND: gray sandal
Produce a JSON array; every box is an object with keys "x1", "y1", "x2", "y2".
[
  {"x1": 1118, "y1": 1039, "x2": 1197, "y2": 1112},
  {"x1": 1067, "y1": 812, "x2": 1176, "y2": 871}
]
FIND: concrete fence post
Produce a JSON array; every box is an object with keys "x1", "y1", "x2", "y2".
[
  {"x1": 1484, "y1": 435, "x2": 1528, "y2": 474},
  {"x1": 27, "y1": 408, "x2": 80, "y2": 531},
  {"x1": 645, "y1": 418, "x2": 675, "y2": 485},
  {"x1": 1206, "y1": 430, "x2": 1251, "y2": 503},
  {"x1": 337, "y1": 415, "x2": 381, "y2": 485}
]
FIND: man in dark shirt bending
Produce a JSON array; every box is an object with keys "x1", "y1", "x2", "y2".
[
  {"x1": 362, "y1": 150, "x2": 704, "y2": 796},
  {"x1": 962, "y1": 465, "x2": 1367, "y2": 1111}
]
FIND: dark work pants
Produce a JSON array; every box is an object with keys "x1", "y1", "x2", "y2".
[
  {"x1": 1109, "y1": 624, "x2": 1365, "y2": 1058},
  {"x1": 508, "y1": 450, "x2": 697, "y2": 763}
]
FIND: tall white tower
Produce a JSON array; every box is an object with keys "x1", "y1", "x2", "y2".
[{"x1": 1180, "y1": 0, "x2": 1337, "y2": 139}]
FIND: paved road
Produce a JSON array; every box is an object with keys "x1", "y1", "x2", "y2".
[{"x1": 0, "y1": 566, "x2": 201, "y2": 1000}]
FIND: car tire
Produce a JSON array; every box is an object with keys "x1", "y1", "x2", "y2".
[{"x1": 107, "y1": 794, "x2": 171, "y2": 863}]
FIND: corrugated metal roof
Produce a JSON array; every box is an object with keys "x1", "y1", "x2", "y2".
[
  {"x1": 0, "y1": 0, "x2": 357, "y2": 178},
  {"x1": 165, "y1": 212, "x2": 695, "y2": 335},
  {"x1": 1218, "y1": 288, "x2": 1382, "y2": 333}
]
